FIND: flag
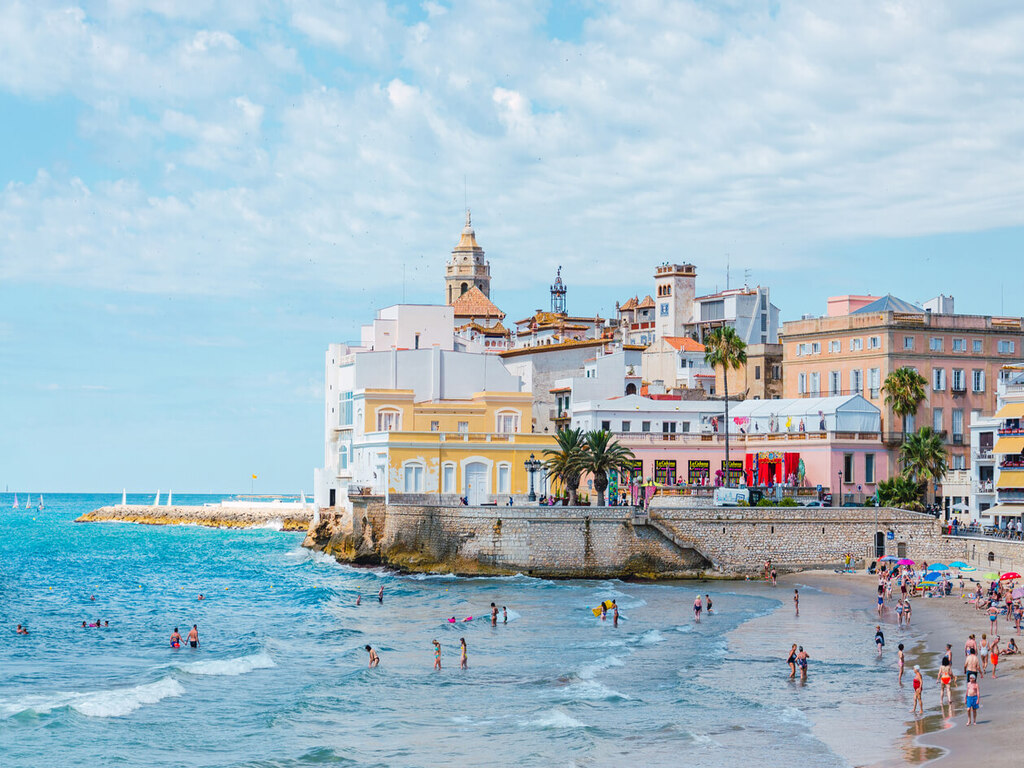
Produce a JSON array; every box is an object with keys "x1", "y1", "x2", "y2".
[{"x1": 252, "y1": 474, "x2": 257, "y2": 479}]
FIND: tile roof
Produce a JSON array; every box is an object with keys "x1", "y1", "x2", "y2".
[
  {"x1": 662, "y1": 336, "x2": 705, "y2": 352},
  {"x1": 637, "y1": 295, "x2": 655, "y2": 309},
  {"x1": 620, "y1": 297, "x2": 638, "y2": 311},
  {"x1": 850, "y1": 294, "x2": 923, "y2": 315},
  {"x1": 450, "y1": 286, "x2": 505, "y2": 319}
]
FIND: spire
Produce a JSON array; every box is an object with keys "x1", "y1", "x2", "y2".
[
  {"x1": 550, "y1": 265, "x2": 567, "y2": 314},
  {"x1": 464, "y1": 208, "x2": 472, "y2": 230}
]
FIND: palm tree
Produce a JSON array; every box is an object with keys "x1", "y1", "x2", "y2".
[
  {"x1": 877, "y1": 475, "x2": 925, "y2": 509},
  {"x1": 881, "y1": 367, "x2": 927, "y2": 443},
  {"x1": 579, "y1": 430, "x2": 635, "y2": 506},
  {"x1": 543, "y1": 427, "x2": 587, "y2": 505},
  {"x1": 900, "y1": 426, "x2": 948, "y2": 505},
  {"x1": 704, "y1": 327, "x2": 747, "y2": 487}
]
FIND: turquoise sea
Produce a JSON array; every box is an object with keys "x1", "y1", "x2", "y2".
[{"x1": 1, "y1": 494, "x2": 923, "y2": 767}]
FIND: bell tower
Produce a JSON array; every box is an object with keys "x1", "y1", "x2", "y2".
[{"x1": 445, "y1": 210, "x2": 491, "y2": 305}]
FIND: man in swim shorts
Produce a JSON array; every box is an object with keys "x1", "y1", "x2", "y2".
[
  {"x1": 187, "y1": 624, "x2": 200, "y2": 648},
  {"x1": 170, "y1": 627, "x2": 182, "y2": 648}
]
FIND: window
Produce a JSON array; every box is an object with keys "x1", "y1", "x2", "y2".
[
  {"x1": 952, "y1": 408, "x2": 964, "y2": 440},
  {"x1": 660, "y1": 302, "x2": 669, "y2": 316},
  {"x1": 865, "y1": 454, "x2": 875, "y2": 484},
  {"x1": 809, "y1": 371, "x2": 820, "y2": 396},
  {"x1": 930, "y1": 337, "x2": 943, "y2": 352},
  {"x1": 622, "y1": 420, "x2": 631, "y2": 432},
  {"x1": 972, "y1": 369, "x2": 985, "y2": 393},
  {"x1": 337, "y1": 444, "x2": 349, "y2": 471},
  {"x1": 430, "y1": 420, "x2": 440, "y2": 432},
  {"x1": 339, "y1": 391, "x2": 354, "y2": 426},
  {"x1": 681, "y1": 421, "x2": 691, "y2": 433},
  {"x1": 952, "y1": 454, "x2": 966, "y2": 470},
  {"x1": 772, "y1": 365, "x2": 781, "y2": 380},
  {"x1": 662, "y1": 422, "x2": 677, "y2": 433},
  {"x1": 414, "y1": 333, "x2": 421, "y2": 350},
  {"x1": 932, "y1": 368, "x2": 946, "y2": 391},
  {"x1": 829, "y1": 340, "x2": 841, "y2": 353},
  {"x1": 904, "y1": 336, "x2": 915, "y2": 350},
  {"x1": 376, "y1": 409, "x2": 401, "y2": 432},
  {"x1": 458, "y1": 421, "x2": 469, "y2": 434},
  {"x1": 868, "y1": 336, "x2": 881, "y2": 349},
  {"x1": 850, "y1": 369, "x2": 863, "y2": 393},
  {"x1": 812, "y1": 342, "x2": 821, "y2": 354},
  {"x1": 868, "y1": 368, "x2": 881, "y2": 398},
  {"x1": 973, "y1": 339, "x2": 983, "y2": 353},
  {"x1": 933, "y1": 408, "x2": 943, "y2": 433},
  {"x1": 850, "y1": 338, "x2": 863, "y2": 351},
  {"x1": 755, "y1": 365, "x2": 761, "y2": 380},
  {"x1": 403, "y1": 463, "x2": 424, "y2": 493},
  {"x1": 952, "y1": 369, "x2": 966, "y2": 392},
  {"x1": 497, "y1": 464, "x2": 511, "y2": 494},
  {"x1": 442, "y1": 464, "x2": 456, "y2": 494},
  {"x1": 952, "y1": 338, "x2": 966, "y2": 352},
  {"x1": 999, "y1": 340, "x2": 1016, "y2": 354},
  {"x1": 496, "y1": 410, "x2": 520, "y2": 434},
  {"x1": 798, "y1": 372, "x2": 807, "y2": 394},
  {"x1": 843, "y1": 454, "x2": 854, "y2": 483},
  {"x1": 641, "y1": 421, "x2": 651, "y2": 432},
  {"x1": 906, "y1": 413, "x2": 916, "y2": 432},
  {"x1": 829, "y1": 370, "x2": 841, "y2": 395}
]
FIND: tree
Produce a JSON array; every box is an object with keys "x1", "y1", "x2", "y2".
[
  {"x1": 543, "y1": 427, "x2": 587, "y2": 505},
  {"x1": 578, "y1": 430, "x2": 636, "y2": 506},
  {"x1": 704, "y1": 327, "x2": 747, "y2": 487},
  {"x1": 881, "y1": 367, "x2": 928, "y2": 443},
  {"x1": 877, "y1": 475, "x2": 925, "y2": 510},
  {"x1": 900, "y1": 426, "x2": 948, "y2": 505}
]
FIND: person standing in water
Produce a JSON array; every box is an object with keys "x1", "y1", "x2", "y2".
[
  {"x1": 911, "y1": 665, "x2": 924, "y2": 714},
  {"x1": 786, "y1": 644, "x2": 797, "y2": 679},
  {"x1": 378, "y1": 586, "x2": 384, "y2": 604},
  {"x1": 897, "y1": 643, "x2": 906, "y2": 685},
  {"x1": 356, "y1": 595, "x2": 361, "y2": 606},
  {"x1": 365, "y1": 645, "x2": 379, "y2": 667},
  {"x1": 491, "y1": 603, "x2": 498, "y2": 626},
  {"x1": 705, "y1": 594, "x2": 713, "y2": 614},
  {"x1": 796, "y1": 646, "x2": 809, "y2": 680},
  {"x1": 875, "y1": 625, "x2": 885, "y2": 657},
  {"x1": 990, "y1": 636, "x2": 1000, "y2": 678},
  {"x1": 693, "y1": 595, "x2": 702, "y2": 622},
  {"x1": 187, "y1": 624, "x2": 200, "y2": 649},
  {"x1": 433, "y1": 639, "x2": 442, "y2": 670},
  {"x1": 600, "y1": 603, "x2": 607, "y2": 621},
  {"x1": 460, "y1": 638, "x2": 467, "y2": 670},
  {"x1": 612, "y1": 600, "x2": 619, "y2": 627},
  {"x1": 170, "y1": 627, "x2": 182, "y2": 648},
  {"x1": 502, "y1": 606, "x2": 508, "y2": 624},
  {"x1": 965, "y1": 672, "x2": 980, "y2": 726},
  {"x1": 793, "y1": 589, "x2": 799, "y2": 616}
]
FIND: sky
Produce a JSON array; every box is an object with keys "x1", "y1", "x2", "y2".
[{"x1": 2, "y1": 0, "x2": 1024, "y2": 493}]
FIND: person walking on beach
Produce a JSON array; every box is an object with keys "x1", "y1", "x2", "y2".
[
  {"x1": 433, "y1": 639, "x2": 442, "y2": 670},
  {"x1": 170, "y1": 627, "x2": 182, "y2": 648},
  {"x1": 945, "y1": 643, "x2": 954, "y2": 671},
  {"x1": 911, "y1": 665, "x2": 924, "y2": 715},
  {"x1": 460, "y1": 637, "x2": 467, "y2": 670},
  {"x1": 903, "y1": 599, "x2": 911, "y2": 626},
  {"x1": 491, "y1": 603, "x2": 498, "y2": 626},
  {"x1": 787, "y1": 644, "x2": 797, "y2": 679},
  {"x1": 980, "y1": 634, "x2": 989, "y2": 675},
  {"x1": 965, "y1": 672, "x2": 980, "y2": 726},
  {"x1": 877, "y1": 585, "x2": 885, "y2": 616},
  {"x1": 988, "y1": 603, "x2": 999, "y2": 634},
  {"x1": 693, "y1": 595, "x2": 702, "y2": 622},
  {"x1": 793, "y1": 589, "x2": 799, "y2": 616},
  {"x1": 938, "y1": 656, "x2": 955, "y2": 704},
  {"x1": 378, "y1": 586, "x2": 384, "y2": 604},
  {"x1": 771, "y1": 568, "x2": 777, "y2": 586},
  {"x1": 365, "y1": 645, "x2": 379, "y2": 667},
  {"x1": 897, "y1": 643, "x2": 906, "y2": 685},
  {"x1": 796, "y1": 646, "x2": 809, "y2": 680},
  {"x1": 895, "y1": 599, "x2": 904, "y2": 627},
  {"x1": 187, "y1": 624, "x2": 200, "y2": 649},
  {"x1": 875, "y1": 626, "x2": 885, "y2": 657},
  {"x1": 965, "y1": 648, "x2": 980, "y2": 679},
  {"x1": 990, "y1": 636, "x2": 1000, "y2": 678}
]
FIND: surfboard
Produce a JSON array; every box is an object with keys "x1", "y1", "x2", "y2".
[{"x1": 591, "y1": 600, "x2": 615, "y2": 617}]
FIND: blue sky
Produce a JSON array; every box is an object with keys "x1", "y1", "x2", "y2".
[{"x1": 2, "y1": 0, "x2": 1023, "y2": 492}]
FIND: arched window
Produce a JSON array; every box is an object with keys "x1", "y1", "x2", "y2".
[
  {"x1": 461, "y1": 282, "x2": 469, "y2": 295},
  {"x1": 376, "y1": 408, "x2": 402, "y2": 432},
  {"x1": 497, "y1": 463, "x2": 511, "y2": 494},
  {"x1": 337, "y1": 443, "x2": 349, "y2": 471},
  {"x1": 495, "y1": 409, "x2": 520, "y2": 434},
  {"x1": 442, "y1": 463, "x2": 457, "y2": 494},
  {"x1": 625, "y1": 383, "x2": 637, "y2": 395}
]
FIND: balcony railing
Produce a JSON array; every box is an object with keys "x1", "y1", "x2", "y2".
[
  {"x1": 975, "y1": 449, "x2": 994, "y2": 460},
  {"x1": 612, "y1": 430, "x2": 881, "y2": 444}
]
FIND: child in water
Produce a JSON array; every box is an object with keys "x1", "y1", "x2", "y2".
[
  {"x1": 433, "y1": 639, "x2": 441, "y2": 670},
  {"x1": 460, "y1": 638, "x2": 467, "y2": 670}
]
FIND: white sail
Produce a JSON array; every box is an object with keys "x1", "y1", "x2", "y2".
[
  {"x1": 167, "y1": 490, "x2": 172, "y2": 506},
  {"x1": 300, "y1": 491, "x2": 307, "y2": 508},
  {"x1": 153, "y1": 490, "x2": 161, "y2": 507},
  {"x1": 12, "y1": 493, "x2": 18, "y2": 509},
  {"x1": 38, "y1": 494, "x2": 44, "y2": 510},
  {"x1": 26, "y1": 494, "x2": 32, "y2": 507},
  {"x1": 121, "y1": 489, "x2": 127, "y2": 506}
]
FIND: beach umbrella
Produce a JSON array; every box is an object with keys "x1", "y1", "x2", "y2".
[
  {"x1": 960, "y1": 566, "x2": 977, "y2": 572},
  {"x1": 949, "y1": 561, "x2": 968, "y2": 568},
  {"x1": 897, "y1": 558, "x2": 915, "y2": 565},
  {"x1": 984, "y1": 572, "x2": 999, "y2": 580},
  {"x1": 1000, "y1": 572, "x2": 1021, "y2": 581},
  {"x1": 927, "y1": 563, "x2": 949, "y2": 571},
  {"x1": 880, "y1": 555, "x2": 899, "y2": 562},
  {"x1": 919, "y1": 580, "x2": 938, "y2": 587}
]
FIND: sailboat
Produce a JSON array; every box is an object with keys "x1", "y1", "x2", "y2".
[
  {"x1": 26, "y1": 494, "x2": 32, "y2": 508},
  {"x1": 153, "y1": 490, "x2": 161, "y2": 507},
  {"x1": 121, "y1": 489, "x2": 127, "y2": 506},
  {"x1": 167, "y1": 490, "x2": 173, "y2": 506},
  {"x1": 12, "y1": 493, "x2": 18, "y2": 509},
  {"x1": 37, "y1": 495, "x2": 44, "y2": 511}
]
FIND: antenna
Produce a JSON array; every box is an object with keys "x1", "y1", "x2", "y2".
[
  {"x1": 726, "y1": 254, "x2": 730, "y2": 290},
  {"x1": 744, "y1": 268, "x2": 751, "y2": 288}
]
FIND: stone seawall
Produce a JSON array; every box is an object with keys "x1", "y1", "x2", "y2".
[{"x1": 78, "y1": 505, "x2": 312, "y2": 532}]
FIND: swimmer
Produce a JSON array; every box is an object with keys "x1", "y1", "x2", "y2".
[
  {"x1": 897, "y1": 643, "x2": 905, "y2": 685},
  {"x1": 90, "y1": 595, "x2": 96, "y2": 601},
  {"x1": 81, "y1": 621, "x2": 87, "y2": 628},
  {"x1": 911, "y1": 665, "x2": 923, "y2": 714},
  {"x1": 875, "y1": 625, "x2": 885, "y2": 657},
  {"x1": 491, "y1": 603, "x2": 498, "y2": 626},
  {"x1": 433, "y1": 639, "x2": 442, "y2": 670},
  {"x1": 103, "y1": 620, "x2": 109, "y2": 627},
  {"x1": 705, "y1": 595, "x2": 713, "y2": 613},
  {"x1": 787, "y1": 643, "x2": 797, "y2": 679},
  {"x1": 460, "y1": 637, "x2": 467, "y2": 670},
  {"x1": 378, "y1": 586, "x2": 384, "y2": 604},
  {"x1": 187, "y1": 624, "x2": 200, "y2": 649},
  {"x1": 612, "y1": 600, "x2": 619, "y2": 627},
  {"x1": 170, "y1": 627, "x2": 182, "y2": 648},
  {"x1": 15, "y1": 624, "x2": 28, "y2": 635},
  {"x1": 601, "y1": 602, "x2": 607, "y2": 621},
  {"x1": 693, "y1": 595, "x2": 702, "y2": 622},
  {"x1": 448, "y1": 616, "x2": 457, "y2": 624},
  {"x1": 503, "y1": 606, "x2": 508, "y2": 624},
  {"x1": 365, "y1": 644, "x2": 379, "y2": 667},
  {"x1": 794, "y1": 589, "x2": 799, "y2": 616},
  {"x1": 356, "y1": 595, "x2": 361, "y2": 606}
]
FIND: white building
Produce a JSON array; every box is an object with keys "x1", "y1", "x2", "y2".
[
  {"x1": 641, "y1": 336, "x2": 715, "y2": 393},
  {"x1": 970, "y1": 364, "x2": 1024, "y2": 527},
  {"x1": 360, "y1": 304, "x2": 455, "y2": 351},
  {"x1": 549, "y1": 348, "x2": 644, "y2": 430},
  {"x1": 570, "y1": 395, "x2": 724, "y2": 436}
]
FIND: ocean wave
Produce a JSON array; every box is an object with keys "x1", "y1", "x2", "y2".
[
  {"x1": 525, "y1": 708, "x2": 586, "y2": 729},
  {"x1": 562, "y1": 679, "x2": 631, "y2": 702},
  {"x1": 175, "y1": 652, "x2": 276, "y2": 677},
  {"x1": 0, "y1": 677, "x2": 185, "y2": 719},
  {"x1": 578, "y1": 655, "x2": 625, "y2": 680},
  {"x1": 634, "y1": 629, "x2": 664, "y2": 646},
  {"x1": 248, "y1": 519, "x2": 284, "y2": 531}
]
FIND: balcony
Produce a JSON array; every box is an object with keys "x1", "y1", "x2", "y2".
[{"x1": 975, "y1": 449, "x2": 994, "y2": 461}]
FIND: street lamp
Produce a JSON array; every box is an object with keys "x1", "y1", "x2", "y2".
[
  {"x1": 837, "y1": 470, "x2": 842, "y2": 507},
  {"x1": 524, "y1": 453, "x2": 542, "y2": 502}
]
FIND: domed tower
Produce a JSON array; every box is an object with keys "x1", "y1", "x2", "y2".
[{"x1": 445, "y1": 210, "x2": 491, "y2": 305}]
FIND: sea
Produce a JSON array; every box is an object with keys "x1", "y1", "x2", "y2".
[{"x1": 1, "y1": 494, "x2": 929, "y2": 767}]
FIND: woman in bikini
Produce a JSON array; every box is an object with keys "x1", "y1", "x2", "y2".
[
  {"x1": 937, "y1": 655, "x2": 955, "y2": 705},
  {"x1": 433, "y1": 639, "x2": 442, "y2": 670},
  {"x1": 980, "y1": 634, "x2": 989, "y2": 675},
  {"x1": 990, "y1": 636, "x2": 1000, "y2": 678},
  {"x1": 786, "y1": 643, "x2": 797, "y2": 679},
  {"x1": 460, "y1": 637, "x2": 467, "y2": 670}
]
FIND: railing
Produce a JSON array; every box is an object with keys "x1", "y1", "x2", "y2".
[
  {"x1": 998, "y1": 490, "x2": 1024, "y2": 501},
  {"x1": 998, "y1": 427, "x2": 1024, "y2": 435},
  {"x1": 797, "y1": 388, "x2": 860, "y2": 398},
  {"x1": 975, "y1": 450, "x2": 993, "y2": 460},
  {"x1": 612, "y1": 430, "x2": 880, "y2": 444}
]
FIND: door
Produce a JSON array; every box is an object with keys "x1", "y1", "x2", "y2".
[
  {"x1": 465, "y1": 462, "x2": 489, "y2": 505},
  {"x1": 874, "y1": 531, "x2": 885, "y2": 558},
  {"x1": 329, "y1": 489, "x2": 336, "y2": 507}
]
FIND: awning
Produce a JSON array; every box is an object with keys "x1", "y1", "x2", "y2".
[
  {"x1": 993, "y1": 436, "x2": 1024, "y2": 454},
  {"x1": 987, "y1": 503, "x2": 1024, "y2": 517},
  {"x1": 994, "y1": 402, "x2": 1024, "y2": 419},
  {"x1": 996, "y1": 470, "x2": 1024, "y2": 489}
]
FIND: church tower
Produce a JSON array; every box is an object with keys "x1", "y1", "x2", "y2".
[{"x1": 445, "y1": 210, "x2": 491, "y2": 305}]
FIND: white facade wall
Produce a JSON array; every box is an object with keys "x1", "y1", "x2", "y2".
[
  {"x1": 571, "y1": 395, "x2": 724, "y2": 434},
  {"x1": 359, "y1": 304, "x2": 455, "y2": 351}
]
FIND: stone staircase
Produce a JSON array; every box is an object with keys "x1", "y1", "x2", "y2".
[{"x1": 640, "y1": 512, "x2": 718, "y2": 569}]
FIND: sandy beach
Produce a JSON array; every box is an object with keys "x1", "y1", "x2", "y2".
[{"x1": 786, "y1": 570, "x2": 1023, "y2": 767}]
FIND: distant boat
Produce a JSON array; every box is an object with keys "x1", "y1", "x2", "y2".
[
  {"x1": 167, "y1": 490, "x2": 173, "y2": 506},
  {"x1": 153, "y1": 490, "x2": 161, "y2": 507},
  {"x1": 121, "y1": 489, "x2": 127, "y2": 506},
  {"x1": 37, "y1": 494, "x2": 44, "y2": 511},
  {"x1": 26, "y1": 494, "x2": 32, "y2": 508},
  {"x1": 12, "y1": 493, "x2": 18, "y2": 509}
]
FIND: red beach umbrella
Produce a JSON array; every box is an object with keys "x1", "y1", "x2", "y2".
[{"x1": 1000, "y1": 572, "x2": 1021, "y2": 581}]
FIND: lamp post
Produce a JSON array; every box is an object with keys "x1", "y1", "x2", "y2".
[
  {"x1": 524, "y1": 453, "x2": 542, "y2": 502},
  {"x1": 837, "y1": 470, "x2": 842, "y2": 507}
]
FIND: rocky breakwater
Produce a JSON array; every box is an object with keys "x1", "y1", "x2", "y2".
[{"x1": 77, "y1": 505, "x2": 312, "y2": 532}]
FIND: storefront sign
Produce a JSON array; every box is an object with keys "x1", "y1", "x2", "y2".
[
  {"x1": 654, "y1": 459, "x2": 677, "y2": 485},
  {"x1": 688, "y1": 459, "x2": 710, "y2": 484},
  {"x1": 721, "y1": 459, "x2": 744, "y2": 483}
]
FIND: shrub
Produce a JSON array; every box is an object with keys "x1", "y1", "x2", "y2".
[{"x1": 778, "y1": 497, "x2": 799, "y2": 507}]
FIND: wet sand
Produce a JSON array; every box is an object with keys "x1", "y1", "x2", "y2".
[{"x1": 790, "y1": 570, "x2": 1022, "y2": 767}]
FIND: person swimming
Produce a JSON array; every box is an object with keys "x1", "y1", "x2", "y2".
[
  {"x1": 15, "y1": 624, "x2": 28, "y2": 635},
  {"x1": 170, "y1": 627, "x2": 182, "y2": 648},
  {"x1": 365, "y1": 645, "x2": 379, "y2": 667}
]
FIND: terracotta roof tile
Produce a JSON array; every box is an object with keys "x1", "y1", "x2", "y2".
[
  {"x1": 663, "y1": 336, "x2": 705, "y2": 352},
  {"x1": 637, "y1": 295, "x2": 655, "y2": 309},
  {"x1": 450, "y1": 286, "x2": 505, "y2": 319}
]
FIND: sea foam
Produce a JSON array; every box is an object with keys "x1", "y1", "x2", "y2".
[
  {"x1": 526, "y1": 708, "x2": 586, "y2": 729},
  {"x1": 1, "y1": 677, "x2": 185, "y2": 719},
  {"x1": 176, "y1": 652, "x2": 276, "y2": 677}
]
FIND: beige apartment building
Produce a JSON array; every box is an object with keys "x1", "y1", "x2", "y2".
[
  {"x1": 780, "y1": 295, "x2": 1024, "y2": 485},
  {"x1": 715, "y1": 343, "x2": 783, "y2": 401}
]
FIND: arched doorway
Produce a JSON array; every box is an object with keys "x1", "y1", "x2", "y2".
[
  {"x1": 625, "y1": 382, "x2": 637, "y2": 395},
  {"x1": 465, "y1": 461, "x2": 489, "y2": 505}
]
